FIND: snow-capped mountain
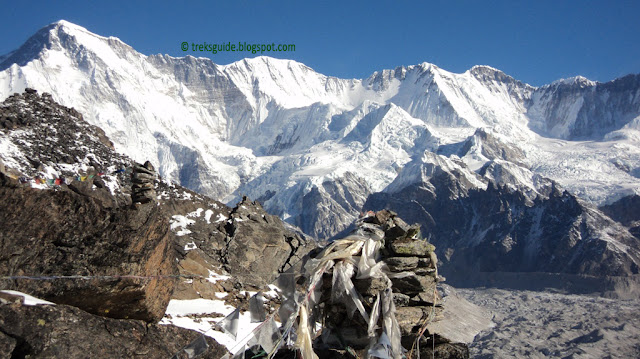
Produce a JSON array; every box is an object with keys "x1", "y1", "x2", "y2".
[{"x1": 1, "y1": 21, "x2": 640, "y2": 278}]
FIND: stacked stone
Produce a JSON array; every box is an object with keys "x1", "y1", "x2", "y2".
[
  {"x1": 359, "y1": 211, "x2": 444, "y2": 348},
  {"x1": 318, "y1": 210, "x2": 468, "y2": 358},
  {"x1": 131, "y1": 161, "x2": 157, "y2": 204}
]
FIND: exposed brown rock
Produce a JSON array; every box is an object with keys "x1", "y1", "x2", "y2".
[
  {"x1": 0, "y1": 302, "x2": 227, "y2": 358},
  {"x1": 0, "y1": 180, "x2": 177, "y2": 322},
  {"x1": 220, "y1": 197, "x2": 316, "y2": 287}
]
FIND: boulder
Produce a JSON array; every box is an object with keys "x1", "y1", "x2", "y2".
[
  {"x1": 354, "y1": 276, "x2": 388, "y2": 296},
  {"x1": 0, "y1": 301, "x2": 227, "y2": 358},
  {"x1": 220, "y1": 197, "x2": 315, "y2": 287},
  {"x1": 0, "y1": 183, "x2": 177, "y2": 322},
  {"x1": 385, "y1": 256, "x2": 422, "y2": 272}
]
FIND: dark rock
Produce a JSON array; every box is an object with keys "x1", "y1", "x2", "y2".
[
  {"x1": 385, "y1": 256, "x2": 421, "y2": 272},
  {"x1": 294, "y1": 172, "x2": 372, "y2": 239},
  {"x1": 410, "y1": 291, "x2": 443, "y2": 306},
  {"x1": 459, "y1": 128, "x2": 525, "y2": 166},
  {"x1": 420, "y1": 342, "x2": 469, "y2": 359},
  {"x1": 0, "y1": 302, "x2": 227, "y2": 358},
  {"x1": 0, "y1": 330, "x2": 16, "y2": 358},
  {"x1": 365, "y1": 172, "x2": 640, "y2": 281},
  {"x1": 391, "y1": 274, "x2": 437, "y2": 295},
  {"x1": 393, "y1": 292, "x2": 411, "y2": 306},
  {"x1": 132, "y1": 172, "x2": 155, "y2": 182},
  {"x1": 0, "y1": 184, "x2": 176, "y2": 322},
  {"x1": 131, "y1": 161, "x2": 157, "y2": 205},
  {"x1": 600, "y1": 195, "x2": 640, "y2": 239},
  {"x1": 384, "y1": 224, "x2": 408, "y2": 240},
  {"x1": 395, "y1": 306, "x2": 444, "y2": 335},
  {"x1": 353, "y1": 276, "x2": 388, "y2": 296},
  {"x1": 67, "y1": 177, "x2": 118, "y2": 208},
  {"x1": 0, "y1": 90, "x2": 121, "y2": 172},
  {"x1": 219, "y1": 197, "x2": 316, "y2": 287}
]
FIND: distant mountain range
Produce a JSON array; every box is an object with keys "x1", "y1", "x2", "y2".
[{"x1": 1, "y1": 20, "x2": 639, "y2": 282}]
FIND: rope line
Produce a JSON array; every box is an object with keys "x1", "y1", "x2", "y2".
[{"x1": 0, "y1": 274, "x2": 207, "y2": 281}]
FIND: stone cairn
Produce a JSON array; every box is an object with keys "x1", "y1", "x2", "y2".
[
  {"x1": 131, "y1": 161, "x2": 157, "y2": 204},
  {"x1": 293, "y1": 209, "x2": 466, "y2": 359}
]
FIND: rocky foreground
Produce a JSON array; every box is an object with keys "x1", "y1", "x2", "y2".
[
  {"x1": 0, "y1": 90, "x2": 492, "y2": 358},
  {"x1": 2, "y1": 89, "x2": 638, "y2": 359}
]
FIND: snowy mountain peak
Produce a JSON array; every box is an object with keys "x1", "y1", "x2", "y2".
[
  {"x1": 467, "y1": 64, "x2": 529, "y2": 88},
  {"x1": 548, "y1": 75, "x2": 597, "y2": 88},
  {"x1": 0, "y1": 20, "x2": 639, "y2": 241}
]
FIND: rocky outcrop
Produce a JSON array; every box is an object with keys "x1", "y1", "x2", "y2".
[
  {"x1": 0, "y1": 299, "x2": 227, "y2": 359},
  {"x1": 601, "y1": 194, "x2": 640, "y2": 238},
  {"x1": 294, "y1": 172, "x2": 373, "y2": 240},
  {"x1": 159, "y1": 182, "x2": 317, "y2": 297},
  {"x1": 0, "y1": 89, "x2": 132, "y2": 206},
  {"x1": 0, "y1": 172, "x2": 177, "y2": 322},
  {"x1": 458, "y1": 128, "x2": 526, "y2": 166},
  {"x1": 220, "y1": 197, "x2": 316, "y2": 287}
]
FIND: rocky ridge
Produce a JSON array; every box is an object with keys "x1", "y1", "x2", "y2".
[
  {"x1": 365, "y1": 155, "x2": 640, "y2": 296},
  {"x1": 0, "y1": 90, "x2": 318, "y2": 357}
]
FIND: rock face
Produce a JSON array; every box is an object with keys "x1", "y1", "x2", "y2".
[
  {"x1": 0, "y1": 90, "x2": 180, "y2": 322},
  {"x1": 220, "y1": 197, "x2": 315, "y2": 287},
  {"x1": 160, "y1": 183, "x2": 317, "y2": 296},
  {"x1": 365, "y1": 166, "x2": 640, "y2": 287},
  {"x1": 601, "y1": 194, "x2": 640, "y2": 239},
  {"x1": 0, "y1": 301, "x2": 228, "y2": 359},
  {"x1": 0, "y1": 174, "x2": 177, "y2": 322}
]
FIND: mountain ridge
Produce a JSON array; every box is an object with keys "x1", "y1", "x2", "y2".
[{"x1": 1, "y1": 21, "x2": 639, "y2": 281}]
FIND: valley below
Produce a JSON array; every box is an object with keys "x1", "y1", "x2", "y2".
[{"x1": 460, "y1": 287, "x2": 640, "y2": 358}]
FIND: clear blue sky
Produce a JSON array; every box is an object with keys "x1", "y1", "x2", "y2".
[{"x1": 1, "y1": 0, "x2": 638, "y2": 86}]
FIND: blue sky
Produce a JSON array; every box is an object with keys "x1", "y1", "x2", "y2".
[{"x1": 1, "y1": 0, "x2": 638, "y2": 86}]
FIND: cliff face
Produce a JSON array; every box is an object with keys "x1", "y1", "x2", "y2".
[{"x1": 600, "y1": 194, "x2": 640, "y2": 239}]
